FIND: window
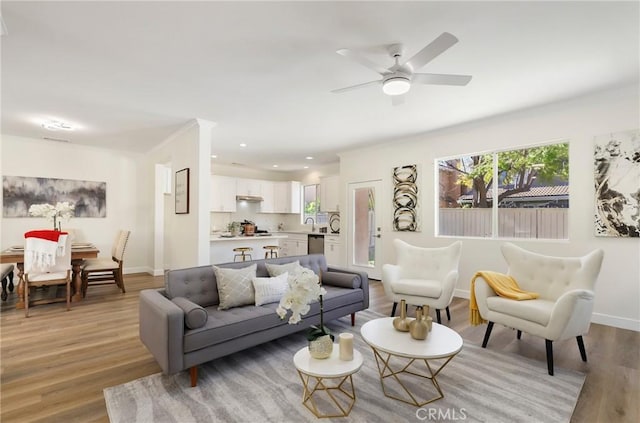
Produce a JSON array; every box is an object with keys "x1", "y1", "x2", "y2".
[
  {"x1": 302, "y1": 184, "x2": 328, "y2": 225},
  {"x1": 437, "y1": 141, "x2": 569, "y2": 239}
]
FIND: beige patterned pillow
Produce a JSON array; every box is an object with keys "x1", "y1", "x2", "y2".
[
  {"x1": 265, "y1": 261, "x2": 303, "y2": 285},
  {"x1": 213, "y1": 264, "x2": 257, "y2": 310}
]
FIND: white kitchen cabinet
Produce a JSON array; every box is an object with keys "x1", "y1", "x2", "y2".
[
  {"x1": 273, "y1": 181, "x2": 301, "y2": 214},
  {"x1": 280, "y1": 233, "x2": 308, "y2": 257},
  {"x1": 210, "y1": 175, "x2": 237, "y2": 212},
  {"x1": 260, "y1": 180, "x2": 275, "y2": 212},
  {"x1": 236, "y1": 178, "x2": 263, "y2": 197},
  {"x1": 320, "y1": 175, "x2": 340, "y2": 212},
  {"x1": 324, "y1": 235, "x2": 342, "y2": 266}
]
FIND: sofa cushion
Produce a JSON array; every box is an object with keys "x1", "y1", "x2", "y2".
[
  {"x1": 171, "y1": 297, "x2": 208, "y2": 329},
  {"x1": 486, "y1": 296, "x2": 554, "y2": 326},
  {"x1": 322, "y1": 271, "x2": 361, "y2": 289},
  {"x1": 253, "y1": 272, "x2": 288, "y2": 306},
  {"x1": 214, "y1": 264, "x2": 257, "y2": 310},
  {"x1": 165, "y1": 265, "x2": 218, "y2": 307}
]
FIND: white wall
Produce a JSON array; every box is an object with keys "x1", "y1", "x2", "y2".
[
  {"x1": 339, "y1": 84, "x2": 640, "y2": 331},
  {"x1": 0, "y1": 135, "x2": 150, "y2": 273},
  {"x1": 146, "y1": 119, "x2": 212, "y2": 271}
]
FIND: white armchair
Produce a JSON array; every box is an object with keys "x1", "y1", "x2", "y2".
[
  {"x1": 382, "y1": 239, "x2": 462, "y2": 324},
  {"x1": 474, "y1": 242, "x2": 604, "y2": 375}
]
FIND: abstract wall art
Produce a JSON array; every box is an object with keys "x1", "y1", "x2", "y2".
[
  {"x1": 392, "y1": 164, "x2": 420, "y2": 231},
  {"x1": 2, "y1": 176, "x2": 107, "y2": 218},
  {"x1": 594, "y1": 129, "x2": 640, "y2": 237}
]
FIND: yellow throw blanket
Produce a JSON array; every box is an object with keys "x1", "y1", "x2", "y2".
[{"x1": 469, "y1": 271, "x2": 539, "y2": 326}]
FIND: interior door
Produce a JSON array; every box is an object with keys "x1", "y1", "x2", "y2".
[{"x1": 347, "y1": 180, "x2": 383, "y2": 279}]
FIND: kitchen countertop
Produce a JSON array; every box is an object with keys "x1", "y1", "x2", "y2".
[
  {"x1": 276, "y1": 231, "x2": 341, "y2": 236},
  {"x1": 210, "y1": 234, "x2": 288, "y2": 242}
]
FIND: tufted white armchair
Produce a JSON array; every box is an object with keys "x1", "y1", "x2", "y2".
[
  {"x1": 382, "y1": 239, "x2": 462, "y2": 324},
  {"x1": 474, "y1": 242, "x2": 604, "y2": 375}
]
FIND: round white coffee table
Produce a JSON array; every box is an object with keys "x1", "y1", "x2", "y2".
[
  {"x1": 361, "y1": 317, "x2": 463, "y2": 406},
  {"x1": 293, "y1": 344, "x2": 363, "y2": 418}
]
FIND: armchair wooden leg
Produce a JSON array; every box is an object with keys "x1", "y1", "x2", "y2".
[
  {"x1": 545, "y1": 339, "x2": 554, "y2": 376},
  {"x1": 350, "y1": 313, "x2": 355, "y2": 326},
  {"x1": 482, "y1": 321, "x2": 494, "y2": 348},
  {"x1": 517, "y1": 330, "x2": 522, "y2": 339},
  {"x1": 446, "y1": 306, "x2": 451, "y2": 321},
  {"x1": 190, "y1": 366, "x2": 198, "y2": 387},
  {"x1": 390, "y1": 302, "x2": 397, "y2": 317},
  {"x1": 436, "y1": 309, "x2": 442, "y2": 324},
  {"x1": 576, "y1": 336, "x2": 587, "y2": 362}
]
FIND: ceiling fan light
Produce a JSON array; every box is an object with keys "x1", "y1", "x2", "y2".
[{"x1": 382, "y1": 77, "x2": 411, "y2": 96}]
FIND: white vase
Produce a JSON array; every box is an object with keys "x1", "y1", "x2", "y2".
[{"x1": 308, "y1": 334, "x2": 333, "y2": 359}]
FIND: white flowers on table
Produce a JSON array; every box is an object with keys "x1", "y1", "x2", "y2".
[
  {"x1": 276, "y1": 267, "x2": 326, "y2": 325},
  {"x1": 28, "y1": 202, "x2": 75, "y2": 230}
]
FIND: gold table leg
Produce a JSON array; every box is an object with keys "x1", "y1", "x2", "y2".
[
  {"x1": 369, "y1": 346, "x2": 458, "y2": 407},
  {"x1": 296, "y1": 370, "x2": 357, "y2": 418}
]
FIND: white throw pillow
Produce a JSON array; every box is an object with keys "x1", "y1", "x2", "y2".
[
  {"x1": 265, "y1": 260, "x2": 305, "y2": 286},
  {"x1": 252, "y1": 272, "x2": 289, "y2": 306},
  {"x1": 213, "y1": 264, "x2": 257, "y2": 310}
]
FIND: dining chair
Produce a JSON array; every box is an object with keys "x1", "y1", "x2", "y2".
[
  {"x1": 23, "y1": 231, "x2": 72, "y2": 317},
  {"x1": 81, "y1": 230, "x2": 131, "y2": 296}
]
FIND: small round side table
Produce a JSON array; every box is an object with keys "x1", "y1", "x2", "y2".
[{"x1": 293, "y1": 344, "x2": 363, "y2": 418}]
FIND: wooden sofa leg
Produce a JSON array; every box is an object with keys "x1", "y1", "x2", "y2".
[
  {"x1": 482, "y1": 321, "x2": 494, "y2": 348},
  {"x1": 517, "y1": 330, "x2": 522, "y2": 339},
  {"x1": 446, "y1": 306, "x2": 451, "y2": 321},
  {"x1": 390, "y1": 302, "x2": 397, "y2": 317},
  {"x1": 350, "y1": 313, "x2": 355, "y2": 326},
  {"x1": 545, "y1": 340, "x2": 554, "y2": 376},
  {"x1": 576, "y1": 336, "x2": 587, "y2": 362},
  {"x1": 436, "y1": 309, "x2": 442, "y2": 324},
  {"x1": 190, "y1": 366, "x2": 198, "y2": 387}
]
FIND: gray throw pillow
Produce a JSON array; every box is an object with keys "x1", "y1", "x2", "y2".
[
  {"x1": 171, "y1": 297, "x2": 208, "y2": 329},
  {"x1": 213, "y1": 263, "x2": 257, "y2": 310}
]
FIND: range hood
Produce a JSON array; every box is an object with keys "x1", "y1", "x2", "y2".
[{"x1": 236, "y1": 195, "x2": 263, "y2": 202}]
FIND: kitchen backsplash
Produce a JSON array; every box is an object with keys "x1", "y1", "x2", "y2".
[{"x1": 210, "y1": 202, "x2": 304, "y2": 233}]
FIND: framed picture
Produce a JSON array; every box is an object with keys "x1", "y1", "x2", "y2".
[{"x1": 175, "y1": 168, "x2": 190, "y2": 214}]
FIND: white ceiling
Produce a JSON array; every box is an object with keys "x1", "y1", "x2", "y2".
[{"x1": 1, "y1": 1, "x2": 638, "y2": 171}]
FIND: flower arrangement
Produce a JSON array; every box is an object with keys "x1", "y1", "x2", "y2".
[
  {"x1": 276, "y1": 268, "x2": 332, "y2": 341},
  {"x1": 28, "y1": 202, "x2": 75, "y2": 230}
]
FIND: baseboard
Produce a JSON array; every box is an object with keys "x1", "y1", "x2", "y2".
[
  {"x1": 123, "y1": 266, "x2": 157, "y2": 276},
  {"x1": 591, "y1": 313, "x2": 640, "y2": 332},
  {"x1": 454, "y1": 288, "x2": 639, "y2": 332}
]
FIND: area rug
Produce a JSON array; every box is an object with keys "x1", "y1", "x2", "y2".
[{"x1": 105, "y1": 310, "x2": 585, "y2": 423}]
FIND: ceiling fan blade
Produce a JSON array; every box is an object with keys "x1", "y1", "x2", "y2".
[
  {"x1": 404, "y1": 32, "x2": 459, "y2": 72},
  {"x1": 412, "y1": 73, "x2": 472, "y2": 86},
  {"x1": 331, "y1": 80, "x2": 382, "y2": 94},
  {"x1": 337, "y1": 48, "x2": 390, "y2": 76},
  {"x1": 391, "y1": 95, "x2": 406, "y2": 106}
]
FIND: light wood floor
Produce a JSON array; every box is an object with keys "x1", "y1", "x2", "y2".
[{"x1": 1, "y1": 274, "x2": 638, "y2": 422}]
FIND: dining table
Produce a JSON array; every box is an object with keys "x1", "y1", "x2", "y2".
[{"x1": 0, "y1": 244, "x2": 100, "y2": 308}]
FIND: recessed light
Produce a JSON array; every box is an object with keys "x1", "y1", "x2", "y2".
[
  {"x1": 303, "y1": 166, "x2": 309, "y2": 169},
  {"x1": 305, "y1": 156, "x2": 314, "y2": 160},
  {"x1": 239, "y1": 143, "x2": 247, "y2": 148},
  {"x1": 211, "y1": 154, "x2": 217, "y2": 159},
  {"x1": 41, "y1": 120, "x2": 74, "y2": 131},
  {"x1": 272, "y1": 164, "x2": 279, "y2": 168}
]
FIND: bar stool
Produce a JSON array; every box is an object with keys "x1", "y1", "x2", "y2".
[
  {"x1": 263, "y1": 245, "x2": 279, "y2": 259},
  {"x1": 233, "y1": 247, "x2": 253, "y2": 262}
]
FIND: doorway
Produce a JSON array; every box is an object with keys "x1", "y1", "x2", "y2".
[{"x1": 347, "y1": 180, "x2": 383, "y2": 279}]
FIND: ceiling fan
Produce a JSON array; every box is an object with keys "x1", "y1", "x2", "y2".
[{"x1": 332, "y1": 32, "x2": 472, "y2": 104}]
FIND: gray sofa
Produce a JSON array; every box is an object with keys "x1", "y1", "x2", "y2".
[{"x1": 139, "y1": 254, "x2": 369, "y2": 386}]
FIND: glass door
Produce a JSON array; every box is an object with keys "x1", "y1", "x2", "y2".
[{"x1": 348, "y1": 180, "x2": 382, "y2": 279}]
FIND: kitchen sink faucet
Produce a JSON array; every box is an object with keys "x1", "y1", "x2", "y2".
[{"x1": 304, "y1": 217, "x2": 315, "y2": 232}]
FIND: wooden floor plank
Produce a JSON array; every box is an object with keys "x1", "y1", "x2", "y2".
[{"x1": 1, "y1": 275, "x2": 637, "y2": 422}]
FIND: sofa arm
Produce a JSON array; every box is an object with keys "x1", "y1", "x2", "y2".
[
  {"x1": 327, "y1": 266, "x2": 369, "y2": 309},
  {"x1": 547, "y1": 289, "x2": 595, "y2": 341},
  {"x1": 139, "y1": 289, "x2": 185, "y2": 375}
]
